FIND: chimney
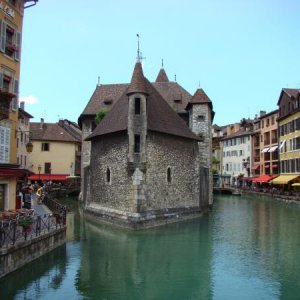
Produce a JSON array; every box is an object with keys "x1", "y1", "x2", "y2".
[
  {"x1": 40, "y1": 118, "x2": 44, "y2": 129},
  {"x1": 20, "y1": 101, "x2": 25, "y2": 110},
  {"x1": 260, "y1": 110, "x2": 266, "y2": 117}
]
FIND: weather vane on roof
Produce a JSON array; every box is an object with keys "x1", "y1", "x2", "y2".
[{"x1": 136, "y1": 33, "x2": 145, "y2": 62}]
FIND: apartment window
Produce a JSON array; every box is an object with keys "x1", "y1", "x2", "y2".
[
  {"x1": 42, "y1": 143, "x2": 50, "y2": 151},
  {"x1": 135, "y1": 98, "x2": 141, "y2": 114},
  {"x1": 45, "y1": 162, "x2": 51, "y2": 174},
  {"x1": 134, "y1": 135, "x2": 140, "y2": 153},
  {"x1": 0, "y1": 20, "x2": 21, "y2": 60},
  {"x1": 271, "y1": 116, "x2": 275, "y2": 125},
  {"x1": 0, "y1": 126, "x2": 10, "y2": 163}
]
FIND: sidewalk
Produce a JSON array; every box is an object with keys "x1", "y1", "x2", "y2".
[{"x1": 31, "y1": 194, "x2": 52, "y2": 216}]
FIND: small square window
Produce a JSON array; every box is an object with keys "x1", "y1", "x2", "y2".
[
  {"x1": 198, "y1": 115, "x2": 205, "y2": 121},
  {"x1": 42, "y1": 143, "x2": 50, "y2": 151}
]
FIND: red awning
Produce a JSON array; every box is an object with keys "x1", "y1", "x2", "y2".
[
  {"x1": 252, "y1": 175, "x2": 278, "y2": 183},
  {"x1": 241, "y1": 177, "x2": 255, "y2": 181},
  {"x1": 252, "y1": 164, "x2": 260, "y2": 170},
  {"x1": 28, "y1": 174, "x2": 69, "y2": 181},
  {"x1": 0, "y1": 168, "x2": 25, "y2": 178},
  {"x1": 272, "y1": 164, "x2": 278, "y2": 168}
]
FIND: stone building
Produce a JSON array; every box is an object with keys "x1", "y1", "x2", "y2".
[{"x1": 79, "y1": 60, "x2": 214, "y2": 229}]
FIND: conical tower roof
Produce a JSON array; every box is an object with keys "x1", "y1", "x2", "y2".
[
  {"x1": 127, "y1": 62, "x2": 148, "y2": 95},
  {"x1": 155, "y1": 68, "x2": 169, "y2": 82},
  {"x1": 186, "y1": 88, "x2": 213, "y2": 109}
]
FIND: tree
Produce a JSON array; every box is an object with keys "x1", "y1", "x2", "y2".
[{"x1": 95, "y1": 108, "x2": 108, "y2": 124}]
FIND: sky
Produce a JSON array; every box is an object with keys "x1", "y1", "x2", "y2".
[{"x1": 20, "y1": 0, "x2": 300, "y2": 126}]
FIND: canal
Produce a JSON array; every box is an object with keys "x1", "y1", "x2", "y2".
[{"x1": 1, "y1": 194, "x2": 300, "y2": 300}]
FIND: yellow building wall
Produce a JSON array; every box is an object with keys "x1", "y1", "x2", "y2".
[
  {"x1": 279, "y1": 111, "x2": 300, "y2": 161},
  {"x1": 0, "y1": 1, "x2": 25, "y2": 210},
  {"x1": 0, "y1": 1, "x2": 24, "y2": 163},
  {"x1": 30, "y1": 141, "x2": 77, "y2": 175}
]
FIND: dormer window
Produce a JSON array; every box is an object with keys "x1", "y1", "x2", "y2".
[
  {"x1": 135, "y1": 97, "x2": 141, "y2": 114},
  {"x1": 173, "y1": 94, "x2": 182, "y2": 103},
  {"x1": 104, "y1": 99, "x2": 113, "y2": 105}
]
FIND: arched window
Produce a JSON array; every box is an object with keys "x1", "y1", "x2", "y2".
[
  {"x1": 167, "y1": 167, "x2": 171, "y2": 183},
  {"x1": 106, "y1": 168, "x2": 111, "y2": 183}
]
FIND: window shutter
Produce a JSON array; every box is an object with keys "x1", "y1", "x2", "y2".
[
  {"x1": 0, "y1": 20, "x2": 6, "y2": 53},
  {"x1": 11, "y1": 79, "x2": 19, "y2": 111},
  {"x1": 15, "y1": 31, "x2": 21, "y2": 61},
  {"x1": 0, "y1": 126, "x2": 10, "y2": 163}
]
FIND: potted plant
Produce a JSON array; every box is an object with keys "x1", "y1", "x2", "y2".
[{"x1": 18, "y1": 217, "x2": 33, "y2": 233}]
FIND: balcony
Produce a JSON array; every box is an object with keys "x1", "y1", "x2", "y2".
[{"x1": 0, "y1": 91, "x2": 14, "y2": 121}]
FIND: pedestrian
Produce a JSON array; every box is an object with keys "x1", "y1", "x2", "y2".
[{"x1": 23, "y1": 186, "x2": 33, "y2": 209}]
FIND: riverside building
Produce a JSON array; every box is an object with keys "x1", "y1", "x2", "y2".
[{"x1": 79, "y1": 58, "x2": 214, "y2": 229}]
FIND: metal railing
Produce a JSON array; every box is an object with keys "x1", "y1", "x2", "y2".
[{"x1": 0, "y1": 198, "x2": 67, "y2": 250}]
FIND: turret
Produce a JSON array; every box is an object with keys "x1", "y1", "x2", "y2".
[{"x1": 127, "y1": 62, "x2": 148, "y2": 165}]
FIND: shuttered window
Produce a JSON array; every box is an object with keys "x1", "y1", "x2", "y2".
[
  {"x1": 0, "y1": 20, "x2": 21, "y2": 61},
  {"x1": 0, "y1": 126, "x2": 10, "y2": 163}
]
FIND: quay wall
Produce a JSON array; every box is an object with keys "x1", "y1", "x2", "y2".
[{"x1": 0, "y1": 228, "x2": 66, "y2": 279}]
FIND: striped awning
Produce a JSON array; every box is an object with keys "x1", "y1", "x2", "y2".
[{"x1": 271, "y1": 174, "x2": 300, "y2": 185}]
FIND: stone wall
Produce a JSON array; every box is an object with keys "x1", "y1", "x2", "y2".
[
  {"x1": 0, "y1": 228, "x2": 66, "y2": 279},
  {"x1": 89, "y1": 133, "x2": 132, "y2": 212},
  {"x1": 189, "y1": 104, "x2": 213, "y2": 205},
  {"x1": 145, "y1": 132, "x2": 200, "y2": 209}
]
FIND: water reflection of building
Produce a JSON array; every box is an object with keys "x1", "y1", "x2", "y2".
[{"x1": 76, "y1": 218, "x2": 213, "y2": 299}]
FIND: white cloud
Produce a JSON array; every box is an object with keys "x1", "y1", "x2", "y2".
[{"x1": 19, "y1": 95, "x2": 39, "y2": 105}]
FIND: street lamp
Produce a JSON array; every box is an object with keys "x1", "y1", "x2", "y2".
[
  {"x1": 16, "y1": 129, "x2": 33, "y2": 153},
  {"x1": 38, "y1": 165, "x2": 41, "y2": 180}
]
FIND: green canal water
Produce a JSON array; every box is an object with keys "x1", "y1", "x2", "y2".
[{"x1": 1, "y1": 194, "x2": 300, "y2": 300}]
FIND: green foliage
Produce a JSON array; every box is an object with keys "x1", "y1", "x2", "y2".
[
  {"x1": 95, "y1": 108, "x2": 109, "y2": 124},
  {"x1": 18, "y1": 217, "x2": 33, "y2": 227},
  {"x1": 212, "y1": 155, "x2": 219, "y2": 164}
]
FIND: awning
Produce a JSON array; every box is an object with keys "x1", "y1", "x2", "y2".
[
  {"x1": 252, "y1": 164, "x2": 260, "y2": 170},
  {"x1": 0, "y1": 168, "x2": 25, "y2": 178},
  {"x1": 252, "y1": 175, "x2": 278, "y2": 183},
  {"x1": 271, "y1": 174, "x2": 300, "y2": 185},
  {"x1": 28, "y1": 174, "x2": 69, "y2": 181},
  {"x1": 265, "y1": 165, "x2": 270, "y2": 169},
  {"x1": 272, "y1": 164, "x2": 278, "y2": 168},
  {"x1": 269, "y1": 146, "x2": 278, "y2": 152},
  {"x1": 279, "y1": 140, "x2": 286, "y2": 150},
  {"x1": 261, "y1": 148, "x2": 270, "y2": 153}
]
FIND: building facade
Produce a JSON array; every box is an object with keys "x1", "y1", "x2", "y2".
[
  {"x1": 27, "y1": 119, "x2": 82, "y2": 182},
  {"x1": 0, "y1": 0, "x2": 37, "y2": 210},
  {"x1": 79, "y1": 61, "x2": 214, "y2": 229},
  {"x1": 275, "y1": 89, "x2": 300, "y2": 185},
  {"x1": 220, "y1": 121, "x2": 253, "y2": 186}
]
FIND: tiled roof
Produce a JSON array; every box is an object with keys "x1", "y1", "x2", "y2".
[
  {"x1": 283, "y1": 88, "x2": 300, "y2": 98},
  {"x1": 155, "y1": 68, "x2": 169, "y2": 82},
  {"x1": 87, "y1": 63, "x2": 199, "y2": 141},
  {"x1": 277, "y1": 88, "x2": 300, "y2": 106},
  {"x1": 80, "y1": 83, "x2": 128, "y2": 116},
  {"x1": 18, "y1": 108, "x2": 33, "y2": 119},
  {"x1": 30, "y1": 122, "x2": 81, "y2": 143},
  {"x1": 186, "y1": 88, "x2": 212, "y2": 109},
  {"x1": 127, "y1": 62, "x2": 148, "y2": 95},
  {"x1": 152, "y1": 82, "x2": 191, "y2": 114}
]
